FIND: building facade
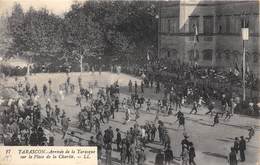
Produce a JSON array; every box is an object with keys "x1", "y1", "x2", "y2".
[{"x1": 159, "y1": 0, "x2": 260, "y2": 76}]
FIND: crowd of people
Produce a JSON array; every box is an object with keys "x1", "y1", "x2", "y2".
[{"x1": 0, "y1": 67, "x2": 258, "y2": 165}]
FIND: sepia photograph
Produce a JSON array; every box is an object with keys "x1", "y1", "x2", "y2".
[{"x1": 0, "y1": 0, "x2": 259, "y2": 165}]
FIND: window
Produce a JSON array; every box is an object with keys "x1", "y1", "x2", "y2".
[
  {"x1": 167, "y1": 50, "x2": 170, "y2": 57},
  {"x1": 203, "y1": 16, "x2": 213, "y2": 34},
  {"x1": 189, "y1": 16, "x2": 199, "y2": 33},
  {"x1": 161, "y1": 18, "x2": 168, "y2": 33},
  {"x1": 225, "y1": 15, "x2": 231, "y2": 33},
  {"x1": 167, "y1": 19, "x2": 171, "y2": 33},
  {"x1": 250, "y1": 14, "x2": 259, "y2": 34},
  {"x1": 202, "y1": 49, "x2": 213, "y2": 61},
  {"x1": 216, "y1": 16, "x2": 222, "y2": 33},
  {"x1": 170, "y1": 17, "x2": 179, "y2": 33},
  {"x1": 233, "y1": 15, "x2": 240, "y2": 34}
]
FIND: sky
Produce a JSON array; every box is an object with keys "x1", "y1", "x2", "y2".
[{"x1": 0, "y1": 0, "x2": 86, "y2": 16}]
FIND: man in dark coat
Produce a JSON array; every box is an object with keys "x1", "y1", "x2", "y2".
[
  {"x1": 229, "y1": 147, "x2": 237, "y2": 165},
  {"x1": 239, "y1": 136, "x2": 246, "y2": 162},
  {"x1": 116, "y1": 128, "x2": 121, "y2": 151},
  {"x1": 189, "y1": 142, "x2": 196, "y2": 165},
  {"x1": 154, "y1": 149, "x2": 164, "y2": 165},
  {"x1": 164, "y1": 146, "x2": 173, "y2": 165},
  {"x1": 233, "y1": 137, "x2": 239, "y2": 154}
]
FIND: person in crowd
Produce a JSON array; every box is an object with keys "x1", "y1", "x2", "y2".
[
  {"x1": 134, "y1": 81, "x2": 138, "y2": 94},
  {"x1": 165, "y1": 145, "x2": 173, "y2": 165},
  {"x1": 205, "y1": 101, "x2": 214, "y2": 117},
  {"x1": 190, "y1": 101, "x2": 198, "y2": 115},
  {"x1": 211, "y1": 113, "x2": 219, "y2": 127},
  {"x1": 128, "y1": 80, "x2": 132, "y2": 93},
  {"x1": 76, "y1": 95, "x2": 82, "y2": 107},
  {"x1": 154, "y1": 149, "x2": 164, "y2": 165},
  {"x1": 181, "y1": 144, "x2": 189, "y2": 165},
  {"x1": 121, "y1": 140, "x2": 127, "y2": 165},
  {"x1": 116, "y1": 128, "x2": 121, "y2": 151},
  {"x1": 105, "y1": 142, "x2": 112, "y2": 165},
  {"x1": 61, "y1": 117, "x2": 70, "y2": 139},
  {"x1": 43, "y1": 84, "x2": 47, "y2": 97},
  {"x1": 239, "y1": 136, "x2": 246, "y2": 162},
  {"x1": 233, "y1": 137, "x2": 239, "y2": 154},
  {"x1": 151, "y1": 123, "x2": 157, "y2": 142},
  {"x1": 247, "y1": 126, "x2": 255, "y2": 142},
  {"x1": 228, "y1": 147, "x2": 237, "y2": 165},
  {"x1": 146, "y1": 98, "x2": 151, "y2": 112},
  {"x1": 176, "y1": 111, "x2": 185, "y2": 130},
  {"x1": 137, "y1": 148, "x2": 146, "y2": 165},
  {"x1": 140, "y1": 81, "x2": 144, "y2": 93},
  {"x1": 189, "y1": 142, "x2": 196, "y2": 165}
]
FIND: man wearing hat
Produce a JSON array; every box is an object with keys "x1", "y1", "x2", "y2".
[
  {"x1": 116, "y1": 128, "x2": 121, "y2": 151},
  {"x1": 165, "y1": 145, "x2": 173, "y2": 165},
  {"x1": 181, "y1": 135, "x2": 189, "y2": 155},
  {"x1": 239, "y1": 136, "x2": 246, "y2": 162},
  {"x1": 164, "y1": 130, "x2": 171, "y2": 149}
]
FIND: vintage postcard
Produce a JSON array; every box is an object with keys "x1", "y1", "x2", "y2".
[{"x1": 0, "y1": 0, "x2": 259, "y2": 165}]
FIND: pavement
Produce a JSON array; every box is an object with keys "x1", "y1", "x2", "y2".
[{"x1": 3, "y1": 72, "x2": 260, "y2": 165}]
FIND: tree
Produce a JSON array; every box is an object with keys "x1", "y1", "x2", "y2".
[
  {"x1": 0, "y1": 15, "x2": 13, "y2": 58},
  {"x1": 7, "y1": 3, "x2": 25, "y2": 55}
]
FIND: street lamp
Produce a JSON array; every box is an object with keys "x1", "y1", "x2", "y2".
[{"x1": 241, "y1": 13, "x2": 249, "y2": 101}]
